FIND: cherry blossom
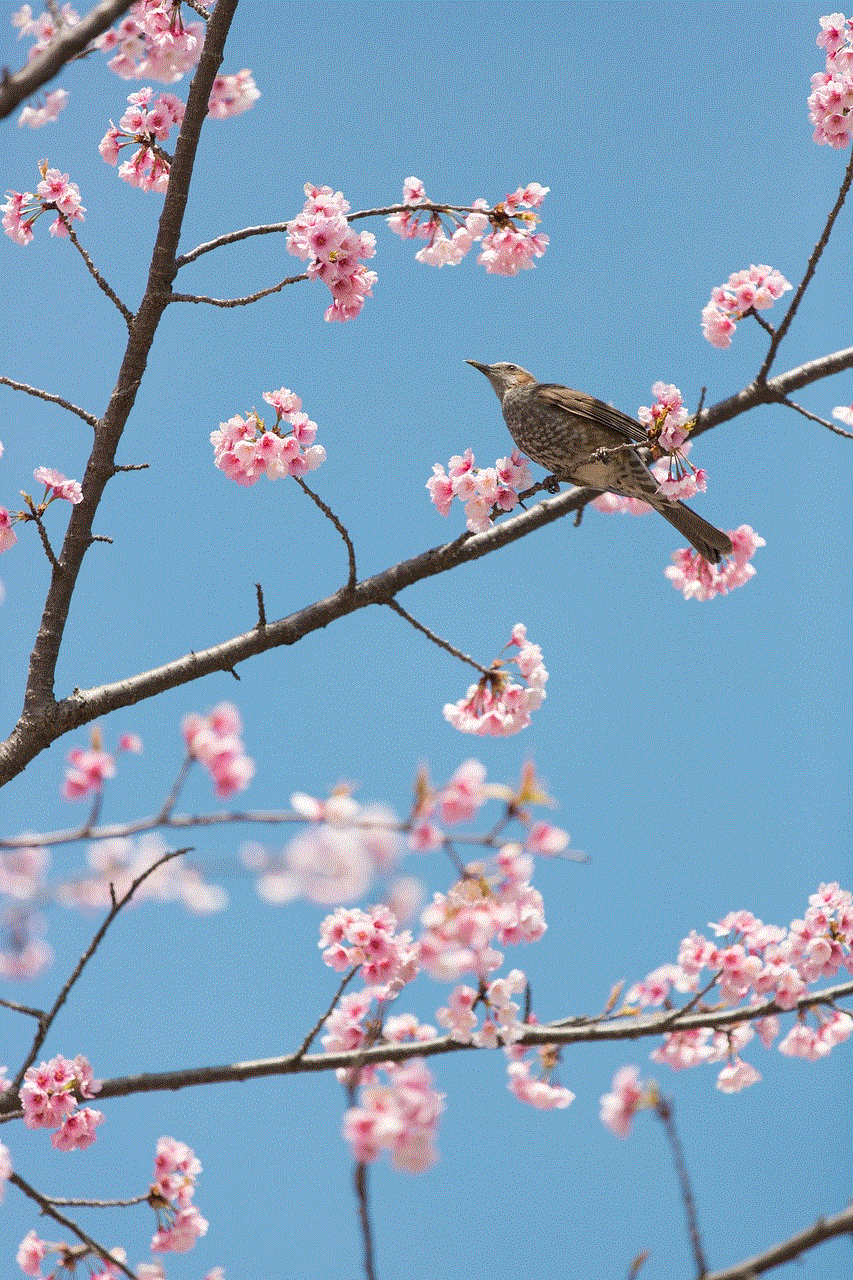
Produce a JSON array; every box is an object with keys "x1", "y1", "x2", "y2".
[
  {"x1": 20, "y1": 1054, "x2": 103, "y2": 1150},
  {"x1": 149, "y1": 1136, "x2": 208, "y2": 1253},
  {"x1": 600, "y1": 1065, "x2": 655, "y2": 1136},
  {"x1": 182, "y1": 702, "x2": 255, "y2": 797},
  {"x1": 387, "y1": 176, "x2": 549, "y2": 276},
  {"x1": 33, "y1": 466, "x2": 83, "y2": 504},
  {"x1": 343, "y1": 1058, "x2": 444, "y2": 1172},
  {"x1": 18, "y1": 89, "x2": 69, "y2": 129},
  {"x1": 2, "y1": 166, "x2": 84, "y2": 243},
  {"x1": 427, "y1": 446, "x2": 532, "y2": 532},
  {"x1": 99, "y1": 88, "x2": 185, "y2": 192},
  {"x1": 287, "y1": 183, "x2": 378, "y2": 322},
  {"x1": 809, "y1": 14, "x2": 853, "y2": 146},
  {"x1": 701, "y1": 265, "x2": 792, "y2": 348},
  {"x1": 211, "y1": 391, "x2": 325, "y2": 486},
  {"x1": 665, "y1": 524, "x2": 766, "y2": 601},
  {"x1": 0, "y1": 508, "x2": 18, "y2": 552},
  {"x1": 207, "y1": 70, "x2": 260, "y2": 118},
  {"x1": 444, "y1": 624, "x2": 547, "y2": 736},
  {"x1": 95, "y1": 2, "x2": 204, "y2": 82}
]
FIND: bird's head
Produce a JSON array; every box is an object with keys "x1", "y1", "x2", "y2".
[{"x1": 466, "y1": 360, "x2": 536, "y2": 400}]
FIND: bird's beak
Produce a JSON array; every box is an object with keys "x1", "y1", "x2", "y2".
[{"x1": 466, "y1": 360, "x2": 490, "y2": 375}]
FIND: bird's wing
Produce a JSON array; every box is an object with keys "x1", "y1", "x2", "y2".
[{"x1": 535, "y1": 385, "x2": 650, "y2": 446}]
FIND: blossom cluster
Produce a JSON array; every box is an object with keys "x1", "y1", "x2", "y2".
[
  {"x1": 617, "y1": 882, "x2": 853, "y2": 1091},
  {"x1": 2, "y1": 167, "x2": 84, "y2": 244},
  {"x1": 17, "y1": 1230, "x2": 128, "y2": 1280},
  {"x1": 665, "y1": 524, "x2": 765, "y2": 600},
  {"x1": 20, "y1": 1054, "x2": 103, "y2": 1151},
  {"x1": 320, "y1": 904, "x2": 418, "y2": 994},
  {"x1": 182, "y1": 702, "x2": 255, "y2": 797},
  {"x1": 701, "y1": 264, "x2": 792, "y2": 349},
  {"x1": 343, "y1": 1058, "x2": 445, "y2": 1173},
  {"x1": 99, "y1": 87, "x2": 185, "y2": 192},
  {"x1": 506, "y1": 1038, "x2": 576, "y2": 1110},
  {"x1": 12, "y1": 3, "x2": 78, "y2": 58},
  {"x1": 600, "y1": 1065, "x2": 657, "y2": 1136},
  {"x1": 149, "y1": 1135, "x2": 208, "y2": 1253},
  {"x1": 95, "y1": 0, "x2": 204, "y2": 82},
  {"x1": 419, "y1": 856, "x2": 546, "y2": 982},
  {"x1": 809, "y1": 13, "x2": 853, "y2": 146},
  {"x1": 18, "y1": 88, "x2": 68, "y2": 129},
  {"x1": 62, "y1": 728, "x2": 140, "y2": 800},
  {"x1": 636, "y1": 383, "x2": 709, "y2": 500},
  {"x1": 427, "y1": 447, "x2": 533, "y2": 532},
  {"x1": 210, "y1": 388, "x2": 325, "y2": 485},
  {"x1": 286, "y1": 183, "x2": 378, "y2": 321},
  {"x1": 443, "y1": 623, "x2": 548, "y2": 736},
  {"x1": 245, "y1": 785, "x2": 401, "y2": 907},
  {"x1": 436, "y1": 969, "x2": 528, "y2": 1045},
  {"x1": 387, "y1": 177, "x2": 549, "y2": 275},
  {"x1": 33, "y1": 466, "x2": 83, "y2": 505}
]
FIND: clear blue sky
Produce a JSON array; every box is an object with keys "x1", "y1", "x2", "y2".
[{"x1": 2, "y1": 4, "x2": 851, "y2": 1278}]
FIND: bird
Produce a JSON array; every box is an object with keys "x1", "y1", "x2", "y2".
[{"x1": 466, "y1": 360, "x2": 733, "y2": 565}]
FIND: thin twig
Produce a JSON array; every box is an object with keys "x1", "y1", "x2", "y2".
[
  {"x1": 62, "y1": 220, "x2": 134, "y2": 327},
  {"x1": 385, "y1": 599, "x2": 489, "y2": 674},
  {"x1": 154, "y1": 756, "x2": 193, "y2": 823},
  {"x1": 168, "y1": 273, "x2": 309, "y2": 306},
  {"x1": 255, "y1": 583, "x2": 267, "y2": 628},
  {"x1": 0, "y1": 378, "x2": 99, "y2": 427},
  {"x1": 10, "y1": 848, "x2": 189, "y2": 1092},
  {"x1": 701, "y1": 1201, "x2": 853, "y2": 1280},
  {"x1": 42, "y1": 1193, "x2": 150, "y2": 1207},
  {"x1": 8, "y1": 1173, "x2": 137, "y2": 1280},
  {"x1": 780, "y1": 397, "x2": 853, "y2": 439},
  {"x1": 292, "y1": 965, "x2": 360, "y2": 1061},
  {"x1": 655, "y1": 1096, "x2": 707, "y2": 1278},
  {"x1": 756, "y1": 147, "x2": 853, "y2": 381},
  {"x1": 293, "y1": 476, "x2": 358, "y2": 589}
]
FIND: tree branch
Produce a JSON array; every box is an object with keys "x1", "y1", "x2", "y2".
[
  {"x1": 702, "y1": 1201, "x2": 853, "y2": 1280},
  {"x1": 0, "y1": 0, "x2": 136, "y2": 120},
  {"x1": 2, "y1": 979, "x2": 843, "y2": 1111}
]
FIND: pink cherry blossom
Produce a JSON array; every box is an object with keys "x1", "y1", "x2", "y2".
[
  {"x1": 716, "y1": 1057, "x2": 762, "y2": 1092},
  {"x1": 18, "y1": 88, "x2": 69, "y2": 128},
  {"x1": 809, "y1": 15, "x2": 853, "y2": 145},
  {"x1": 444, "y1": 624, "x2": 547, "y2": 736},
  {"x1": 208, "y1": 70, "x2": 260, "y2": 118},
  {"x1": 62, "y1": 745, "x2": 116, "y2": 799},
  {"x1": 96, "y1": 3, "x2": 204, "y2": 82},
  {"x1": 665, "y1": 524, "x2": 765, "y2": 600},
  {"x1": 287, "y1": 183, "x2": 377, "y2": 321},
  {"x1": 182, "y1": 702, "x2": 255, "y2": 797},
  {"x1": 0, "y1": 1140, "x2": 10, "y2": 1200},
  {"x1": 832, "y1": 403, "x2": 853, "y2": 426},
  {"x1": 342, "y1": 1058, "x2": 444, "y2": 1172},
  {"x1": 387, "y1": 176, "x2": 549, "y2": 275},
  {"x1": 212, "y1": 394, "x2": 325, "y2": 486},
  {"x1": 0, "y1": 508, "x2": 18, "y2": 551},
  {"x1": 701, "y1": 265, "x2": 792, "y2": 346},
  {"x1": 505, "y1": 1036, "x2": 574, "y2": 1110},
  {"x1": 33, "y1": 466, "x2": 83, "y2": 503},
  {"x1": 20, "y1": 1054, "x2": 102, "y2": 1144},
  {"x1": 600, "y1": 1065, "x2": 651, "y2": 1136}
]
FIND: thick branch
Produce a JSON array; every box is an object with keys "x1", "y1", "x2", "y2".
[
  {"x1": 3, "y1": 346, "x2": 852, "y2": 788},
  {"x1": 14, "y1": 1, "x2": 238, "y2": 741},
  {"x1": 1, "y1": 979, "x2": 843, "y2": 1110},
  {"x1": 0, "y1": 0, "x2": 135, "y2": 119}
]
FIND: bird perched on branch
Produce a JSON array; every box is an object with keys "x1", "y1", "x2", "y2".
[{"x1": 467, "y1": 360, "x2": 733, "y2": 565}]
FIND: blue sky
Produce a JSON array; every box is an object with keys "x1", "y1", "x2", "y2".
[{"x1": 1, "y1": 4, "x2": 851, "y2": 1279}]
